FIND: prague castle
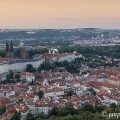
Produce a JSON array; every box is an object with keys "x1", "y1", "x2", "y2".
[
  {"x1": 0, "y1": 41, "x2": 45, "y2": 74},
  {"x1": 6, "y1": 40, "x2": 28, "y2": 59}
]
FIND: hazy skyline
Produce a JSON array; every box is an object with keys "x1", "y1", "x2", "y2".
[{"x1": 0, "y1": 0, "x2": 120, "y2": 29}]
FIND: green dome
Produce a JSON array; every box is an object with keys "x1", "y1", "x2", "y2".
[{"x1": 19, "y1": 40, "x2": 25, "y2": 47}]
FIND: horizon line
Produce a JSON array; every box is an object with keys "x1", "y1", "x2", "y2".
[{"x1": 0, "y1": 27, "x2": 120, "y2": 30}]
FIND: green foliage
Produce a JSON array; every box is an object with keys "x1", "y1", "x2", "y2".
[
  {"x1": 38, "y1": 59, "x2": 80, "y2": 73},
  {"x1": 15, "y1": 73, "x2": 21, "y2": 82},
  {"x1": 0, "y1": 106, "x2": 6, "y2": 115},
  {"x1": 5, "y1": 72, "x2": 16, "y2": 83},
  {"x1": 82, "y1": 104, "x2": 95, "y2": 113},
  {"x1": 49, "y1": 106, "x2": 79, "y2": 118},
  {"x1": 28, "y1": 49, "x2": 48, "y2": 59},
  {"x1": 110, "y1": 103, "x2": 117, "y2": 108},
  {"x1": 92, "y1": 113, "x2": 106, "y2": 120},
  {"x1": 15, "y1": 74, "x2": 20, "y2": 80},
  {"x1": 26, "y1": 113, "x2": 35, "y2": 120},
  {"x1": 28, "y1": 79, "x2": 34, "y2": 85},
  {"x1": 9, "y1": 72, "x2": 14, "y2": 78},
  {"x1": 57, "y1": 109, "x2": 70, "y2": 117},
  {"x1": 78, "y1": 111, "x2": 95, "y2": 120},
  {"x1": 65, "y1": 64, "x2": 80, "y2": 73},
  {"x1": 0, "y1": 50, "x2": 5, "y2": 57},
  {"x1": 38, "y1": 62, "x2": 57, "y2": 72},
  {"x1": 26, "y1": 64, "x2": 36, "y2": 72},
  {"x1": 27, "y1": 105, "x2": 120, "y2": 120},
  {"x1": 87, "y1": 88, "x2": 96, "y2": 96},
  {"x1": 62, "y1": 60, "x2": 69, "y2": 66},
  {"x1": 65, "y1": 90, "x2": 75, "y2": 96},
  {"x1": 57, "y1": 45, "x2": 120, "y2": 68},
  {"x1": 95, "y1": 105, "x2": 106, "y2": 113},
  {"x1": 11, "y1": 110, "x2": 21, "y2": 120},
  {"x1": 38, "y1": 112, "x2": 47, "y2": 119},
  {"x1": 36, "y1": 90, "x2": 44, "y2": 99},
  {"x1": 17, "y1": 99, "x2": 23, "y2": 104},
  {"x1": 49, "y1": 106, "x2": 59, "y2": 116},
  {"x1": 82, "y1": 71, "x2": 88, "y2": 74}
]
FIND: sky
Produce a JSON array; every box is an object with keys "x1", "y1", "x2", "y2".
[{"x1": 0, "y1": 0, "x2": 120, "y2": 29}]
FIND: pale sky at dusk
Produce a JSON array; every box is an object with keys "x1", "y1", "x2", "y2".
[{"x1": 0, "y1": 0, "x2": 120, "y2": 29}]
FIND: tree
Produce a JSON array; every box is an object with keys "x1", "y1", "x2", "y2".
[
  {"x1": 82, "y1": 71, "x2": 88, "y2": 74},
  {"x1": 92, "y1": 113, "x2": 106, "y2": 120},
  {"x1": 15, "y1": 74, "x2": 20, "y2": 80},
  {"x1": 38, "y1": 112, "x2": 47, "y2": 119},
  {"x1": 62, "y1": 60, "x2": 69, "y2": 66},
  {"x1": 29, "y1": 79, "x2": 34, "y2": 85},
  {"x1": 78, "y1": 111, "x2": 94, "y2": 120},
  {"x1": 110, "y1": 103, "x2": 117, "y2": 108},
  {"x1": 82, "y1": 104, "x2": 95, "y2": 113},
  {"x1": 26, "y1": 64, "x2": 36, "y2": 72},
  {"x1": 87, "y1": 88, "x2": 96, "y2": 96},
  {"x1": 0, "y1": 106, "x2": 6, "y2": 115},
  {"x1": 63, "y1": 114, "x2": 78, "y2": 120},
  {"x1": 95, "y1": 105, "x2": 106, "y2": 112},
  {"x1": 49, "y1": 106, "x2": 59, "y2": 116},
  {"x1": 5, "y1": 73, "x2": 16, "y2": 83},
  {"x1": 0, "y1": 50, "x2": 5, "y2": 57},
  {"x1": 58, "y1": 109, "x2": 70, "y2": 117},
  {"x1": 66, "y1": 90, "x2": 75, "y2": 96},
  {"x1": 26, "y1": 113, "x2": 35, "y2": 120},
  {"x1": 9, "y1": 72, "x2": 14, "y2": 79},
  {"x1": 37, "y1": 90, "x2": 44, "y2": 99},
  {"x1": 11, "y1": 110, "x2": 21, "y2": 120},
  {"x1": 37, "y1": 66, "x2": 42, "y2": 73},
  {"x1": 17, "y1": 99, "x2": 23, "y2": 104}
]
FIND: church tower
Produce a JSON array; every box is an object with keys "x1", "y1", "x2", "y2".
[
  {"x1": 6, "y1": 41, "x2": 9, "y2": 52},
  {"x1": 19, "y1": 40, "x2": 28, "y2": 59},
  {"x1": 10, "y1": 41, "x2": 14, "y2": 52},
  {"x1": 5, "y1": 41, "x2": 14, "y2": 58}
]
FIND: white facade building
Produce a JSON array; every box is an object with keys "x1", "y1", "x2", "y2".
[
  {"x1": 0, "y1": 57, "x2": 45, "y2": 74},
  {"x1": 44, "y1": 87, "x2": 64, "y2": 97},
  {"x1": 58, "y1": 53, "x2": 75, "y2": 62}
]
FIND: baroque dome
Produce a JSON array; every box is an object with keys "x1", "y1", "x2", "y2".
[{"x1": 19, "y1": 40, "x2": 25, "y2": 47}]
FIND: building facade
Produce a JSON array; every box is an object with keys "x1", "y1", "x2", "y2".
[
  {"x1": 0, "y1": 57, "x2": 45, "y2": 74},
  {"x1": 6, "y1": 41, "x2": 14, "y2": 58},
  {"x1": 5, "y1": 41, "x2": 28, "y2": 59}
]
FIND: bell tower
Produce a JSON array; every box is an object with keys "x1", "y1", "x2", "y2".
[{"x1": 5, "y1": 41, "x2": 14, "y2": 58}]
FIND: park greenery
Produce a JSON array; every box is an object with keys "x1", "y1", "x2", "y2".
[
  {"x1": 65, "y1": 90, "x2": 76, "y2": 96},
  {"x1": 26, "y1": 64, "x2": 36, "y2": 72},
  {"x1": 1, "y1": 44, "x2": 120, "y2": 61},
  {"x1": 23, "y1": 103, "x2": 120, "y2": 120},
  {"x1": 0, "y1": 72, "x2": 21, "y2": 84},
  {"x1": 11, "y1": 110, "x2": 21, "y2": 120},
  {"x1": 37, "y1": 60, "x2": 80, "y2": 73},
  {"x1": 26, "y1": 45, "x2": 120, "y2": 60},
  {"x1": 0, "y1": 106, "x2": 6, "y2": 115},
  {"x1": 25, "y1": 45, "x2": 120, "y2": 74},
  {"x1": 0, "y1": 50, "x2": 5, "y2": 57}
]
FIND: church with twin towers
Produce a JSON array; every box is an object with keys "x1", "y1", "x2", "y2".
[{"x1": 5, "y1": 40, "x2": 28, "y2": 59}]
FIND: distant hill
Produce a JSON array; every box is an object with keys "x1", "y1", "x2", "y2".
[{"x1": 0, "y1": 28, "x2": 119, "y2": 42}]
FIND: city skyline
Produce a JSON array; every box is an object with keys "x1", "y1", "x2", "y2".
[{"x1": 0, "y1": 0, "x2": 120, "y2": 29}]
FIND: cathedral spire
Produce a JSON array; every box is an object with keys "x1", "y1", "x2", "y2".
[
  {"x1": 6, "y1": 41, "x2": 9, "y2": 52},
  {"x1": 10, "y1": 41, "x2": 14, "y2": 52}
]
